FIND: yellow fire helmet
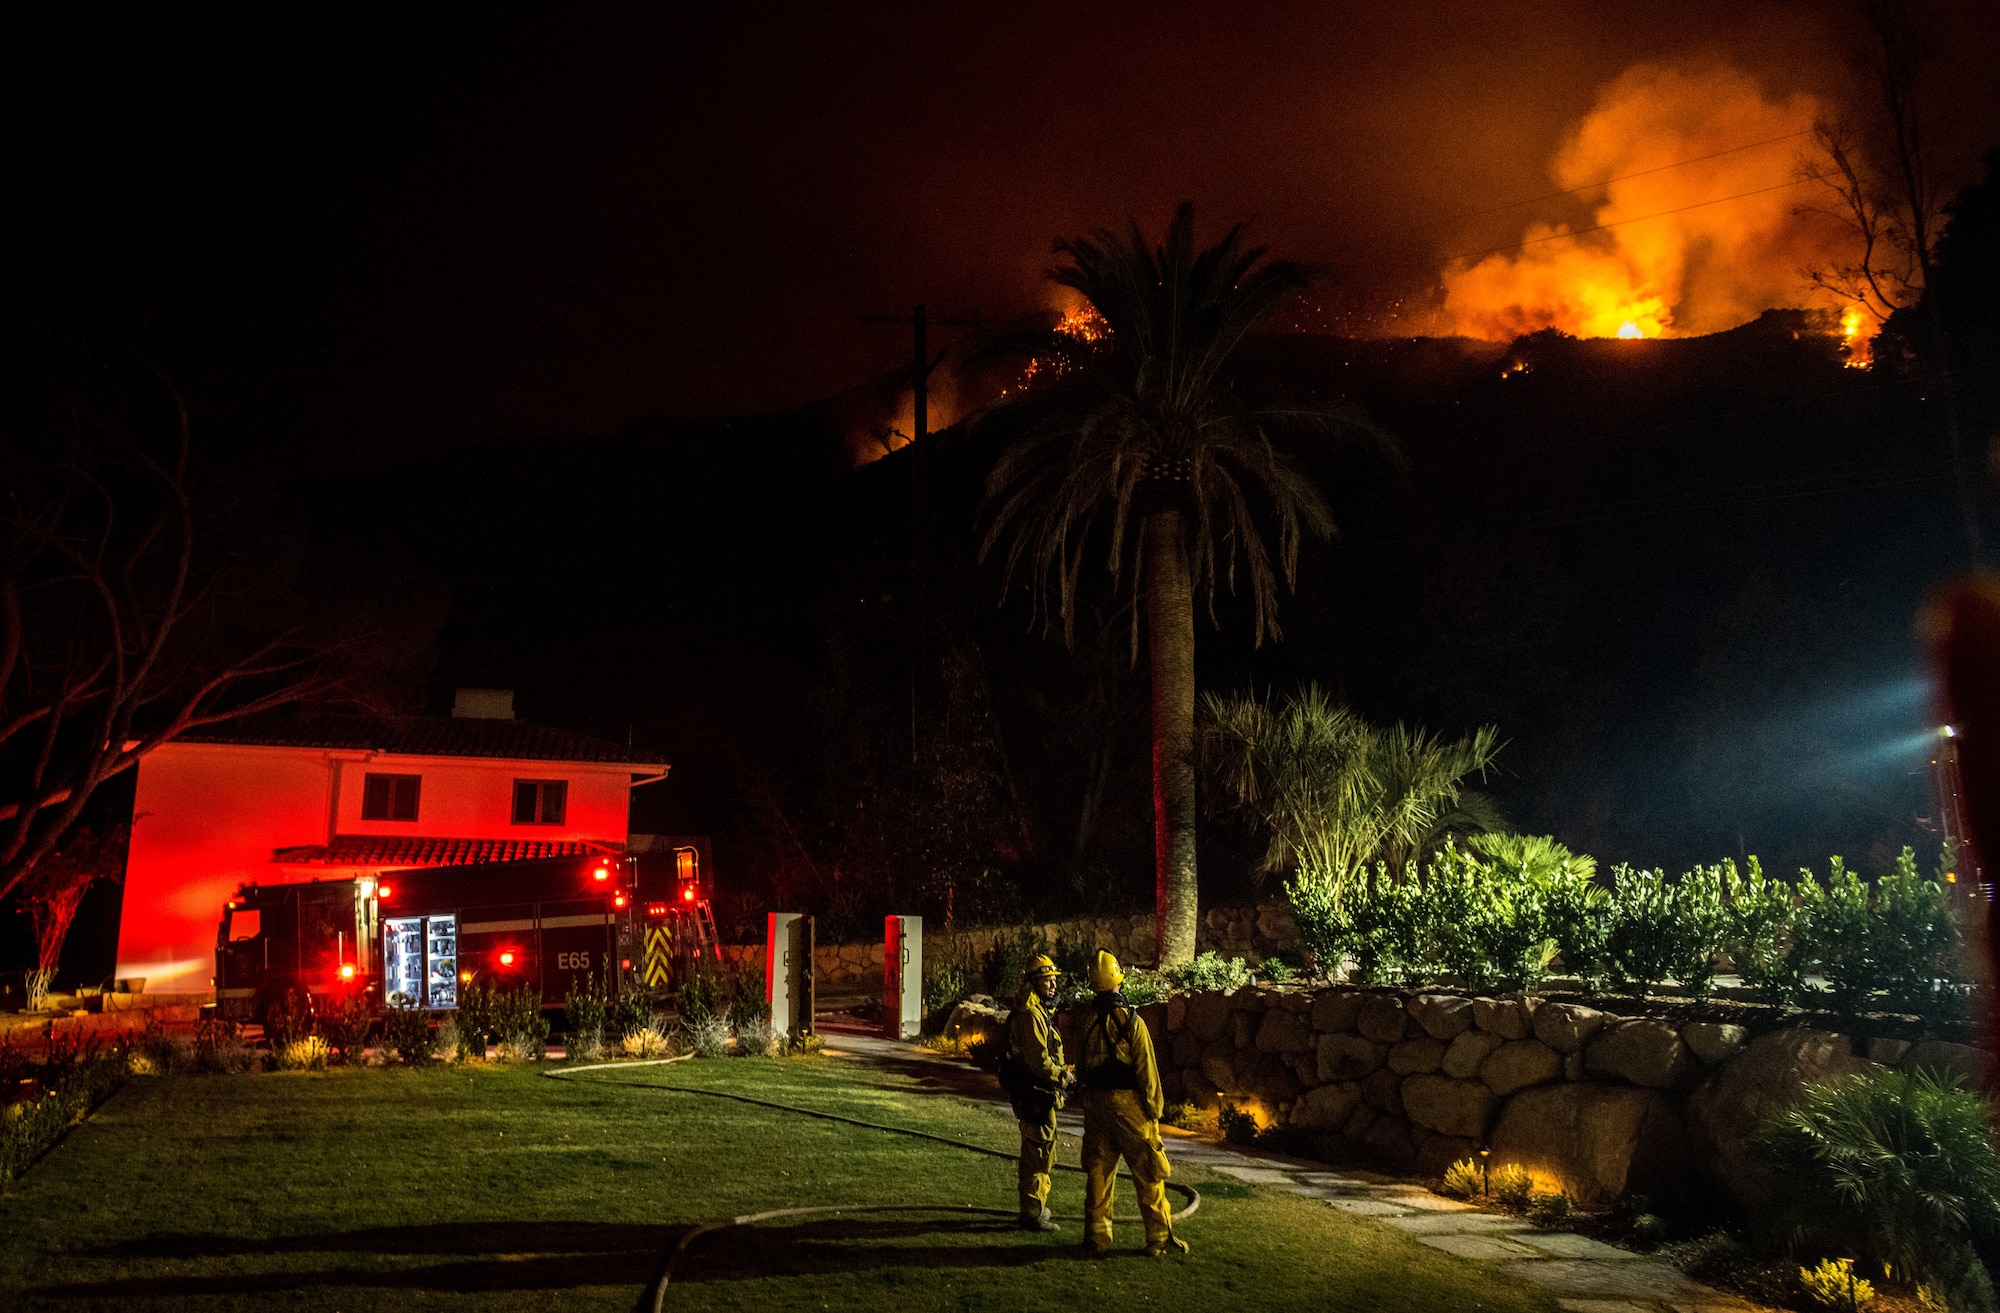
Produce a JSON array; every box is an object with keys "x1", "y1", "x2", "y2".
[
  {"x1": 1025, "y1": 954, "x2": 1060, "y2": 982},
  {"x1": 1090, "y1": 949, "x2": 1125, "y2": 994}
]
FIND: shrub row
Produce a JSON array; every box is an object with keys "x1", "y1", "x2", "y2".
[
  {"x1": 0, "y1": 1049, "x2": 125, "y2": 1190},
  {"x1": 1290, "y1": 841, "x2": 1976, "y2": 1016}
]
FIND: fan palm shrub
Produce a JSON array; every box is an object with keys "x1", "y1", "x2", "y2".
[
  {"x1": 976, "y1": 206, "x2": 1395, "y2": 965},
  {"x1": 1755, "y1": 1069, "x2": 2000, "y2": 1312},
  {"x1": 1201, "y1": 684, "x2": 1502, "y2": 886},
  {"x1": 1200, "y1": 684, "x2": 1501, "y2": 979}
]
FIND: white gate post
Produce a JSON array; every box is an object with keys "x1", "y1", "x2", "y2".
[
  {"x1": 883, "y1": 915, "x2": 923, "y2": 1040},
  {"x1": 766, "y1": 913, "x2": 803, "y2": 1039}
]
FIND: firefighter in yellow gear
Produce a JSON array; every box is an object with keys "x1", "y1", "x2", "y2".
[
  {"x1": 1002, "y1": 954, "x2": 1068, "y2": 1231},
  {"x1": 1079, "y1": 950, "x2": 1187, "y2": 1257}
]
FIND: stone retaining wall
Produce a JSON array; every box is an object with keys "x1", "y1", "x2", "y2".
[
  {"x1": 715, "y1": 902, "x2": 1302, "y2": 990},
  {"x1": 1154, "y1": 984, "x2": 1996, "y2": 1215}
]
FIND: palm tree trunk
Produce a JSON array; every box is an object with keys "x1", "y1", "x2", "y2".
[{"x1": 1147, "y1": 508, "x2": 1198, "y2": 966}]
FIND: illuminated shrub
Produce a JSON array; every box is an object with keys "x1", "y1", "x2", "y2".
[
  {"x1": 277, "y1": 1035, "x2": 329, "y2": 1071},
  {"x1": 1798, "y1": 1258, "x2": 1875, "y2": 1309},
  {"x1": 684, "y1": 1013, "x2": 729, "y2": 1059},
  {"x1": 620, "y1": 1026, "x2": 672, "y2": 1059},
  {"x1": 1491, "y1": 1164, "x2": 1534, "y2": 1207},
  {"x1": 1441, "y1": 1158, "x2": 1483, "y2": 1200}
]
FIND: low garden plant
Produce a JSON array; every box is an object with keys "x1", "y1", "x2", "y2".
[
  {"x1": 383, "y1": 1001, "x2": 436, "y2": 1065},
  {"x1": 1441, "y1": 1157, "x2": 1482, "y2": 1199},
  {"x1": 0, "y1": 1047, "x2": 125, "y2": 1191},
  {"x1": 1162, "y1": 950, "x2": 1253, "y2": 994},
  {"x1": 1754, "y1": 1068, "x2": 2000, "y2": 1312},
  {"x1": 1799, "y1": 1257, "x2": 1877, "y2": 1310}
]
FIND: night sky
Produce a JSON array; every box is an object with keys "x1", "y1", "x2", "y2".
[{"x1": 11, "y1": 3, "x2": 1997, "y2": 465}]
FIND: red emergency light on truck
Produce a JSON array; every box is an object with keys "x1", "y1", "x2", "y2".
[{"x1": 214, "y1": 846, "x2": 715, "y2": 1027}]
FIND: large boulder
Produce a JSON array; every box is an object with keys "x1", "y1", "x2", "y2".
[
  {"x1": 1361, "y1": 1115, "x2": 1417, "y2": 1168},
  {"x1": 1186, "y1": 992, "x2": 1233, "y2": 1041},
  {"x1": 1402, "y1": 1073, "x2": 1502, "y2": 1140},
  {"x1": 1166, "y1": 992, "x2": 1188, "y2": 1032},
  {"x1": 1318, "y1": 1033, "x2": 1388, "y2": 1082},
  {"x1": 1170, "y1": 1029, "x2": 1204, "y2": 1069},
  {"x1": 1489, "y1": 1081, "x2": 1693, "y2": 1209},
  {"x1": 1291, "y1": 1080, "x2": 1363, "y2": 1130},
  {"x1": 1232, "y1": 1010, "x2": 1259, "y2": 1049},
  {"x1": 1182, "y1": 1069, "x2": 1221, "y2": 1110},
  {"x1": 1685, "y1": 1027, "x2": 1877, "y2": 1216},
  {"x1": 942, "y1": 1000, "x2": 1008, "y2": 1049},
  {"x1": 1473, "y1": 996, "x2": 1532, "y2": 1039},
  {"x1": 1902, "y1": 1040, "x2": 1996, "y2": 1092},
  {"x1": 1417, "y1": 1133, "x2": 1483, "y2": 1179},
  {"x1": 1481, "y1": 1039, "x2": 1563, "y2": 1095},
  {"x1": 1357, "y1": 994, "x2": 1410, "y2": 1043},
  {"x1": 1388, "y1": 1036, "x2": 1449, "y2": 1075},
  {"x1": 1250, "y1": 1052, "x2": 1305, "y2": 1106},
  {"x1": 1200, "y1": 1040, "x2": 1239, "y2": 1094},
  {"x1": 1681, "y1": 1022, "x2": 1748, "y2": 1066},
  {"x1": 1256, "y1": 1007, "x2": 1315, "y2": 1055},
  {"x1": 1361, "y1": 1068, "x2": 1404, "y2": 1115},
  {"x1": 1409, "y1": 994, "x2": 1477, "y2": 1040},
  {"x1": 1533, "y1": 1002, "x2": 1609, "y2": 1054},
  {"x1": 1443, "y1": 1028, "x2": 1507, "y2": 1079},
  {"x1": 1584, "y1": 1019, "x2": 1695, "y2": 1089},
  {"x1": 1311, "y1": 990, "x2": 1364, "y2": 1033}
]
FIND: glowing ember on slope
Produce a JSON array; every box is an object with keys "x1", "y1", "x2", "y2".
[
  {"x1": 1056, "y1": 302, "x2": 1107, "y2": 342},
  {"x1": 1439, "y1": 62, "x2": 1858, "y2": 341}
]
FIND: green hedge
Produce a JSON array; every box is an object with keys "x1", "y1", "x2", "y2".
[
  {"x1": 1289, "y1": 841, "x2": 1977, "y2": 1015},
  {"x1": 1, "y1": 1052, "x2": 127, "y2": 1190}
]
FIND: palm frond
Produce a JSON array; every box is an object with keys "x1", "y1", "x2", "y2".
[{"x1": 974, "y1": 204, "x2": 1396, "y2": 648}]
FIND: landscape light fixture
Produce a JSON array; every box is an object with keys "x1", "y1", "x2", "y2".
[
  {"x1": 500, "y1": 951, "x2": 515, "y2": 966},
  {"x1": 1480, "y1": 1148, "x2": 1491, "y2": 1195}
]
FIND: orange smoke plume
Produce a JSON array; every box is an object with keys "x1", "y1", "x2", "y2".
[{"x1": 1439, "y1": 62, "x2": 1857, "y2": 341}]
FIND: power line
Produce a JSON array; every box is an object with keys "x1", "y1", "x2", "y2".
[
  {"x1": 1446, "y1": 176, "x2": 1813, "y2": 264},
  {"x1": 1453, "y1": 129, "x2": 1815, "y2": 222}
]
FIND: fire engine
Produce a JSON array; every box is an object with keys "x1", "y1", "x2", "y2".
[{"x1": 213, "y1": 845, "x2": 720, "y2": 1026}]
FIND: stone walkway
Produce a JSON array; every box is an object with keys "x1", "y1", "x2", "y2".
[
  {"x1": 1140, "y1": 1122, "x2": 1765, "y2": 1313},
  {"x1": 825, "y1": 1025, "x2": 1766, "y2": 1313}
]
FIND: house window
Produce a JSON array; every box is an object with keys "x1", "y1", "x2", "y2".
[
  {"x1": 512, "y1": 779, "x2": 568, "y2": 825},
  {"x1": 361, "y1": 773, "x2": 421, "y2": 821}
]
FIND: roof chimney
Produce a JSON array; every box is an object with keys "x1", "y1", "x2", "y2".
[{"x1": 452, "y1": 688, "x2": 515, "y2": 720}]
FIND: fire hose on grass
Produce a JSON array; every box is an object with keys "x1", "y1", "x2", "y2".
[{"x1": 543, "y1": 1056, "x2": 1200, "y2": 1311}]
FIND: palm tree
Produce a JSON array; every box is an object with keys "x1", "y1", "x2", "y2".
[
  {"x1": 1198, "y1": 683, "x2": 1503, "y2": 888},
  {"x1": 976, "y1": 205, "x2": 1395, "y2": 966}
]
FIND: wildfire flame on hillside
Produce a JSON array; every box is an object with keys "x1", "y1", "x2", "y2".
[{"x1": 1439, "y1": 62, "x2": 1864, "y2": 345}]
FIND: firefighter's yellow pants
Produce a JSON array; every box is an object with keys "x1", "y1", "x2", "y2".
[
  {"x1": 1081, "y1": 1091, "x2": 1173, "y2": 1249},
  {"x1": 1018, "y1": 1109, "x2": 1058, "y2": 1217}
]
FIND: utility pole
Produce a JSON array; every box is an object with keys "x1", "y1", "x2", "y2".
[{"x1": 858, "y1": 304, "x2": 982, "y2": 763}]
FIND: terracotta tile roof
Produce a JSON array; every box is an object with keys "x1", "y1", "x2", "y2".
[
  {"x1": 272, "y1": 835, "x2": 618, "y2": 869},
  {"x1": 178, "y1": 713, "x2": 667, "y2": 767}
]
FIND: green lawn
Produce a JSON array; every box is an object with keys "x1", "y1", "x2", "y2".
[{"x1": 0, "y1": 1052, "x2": 1562, "y2": 1311}]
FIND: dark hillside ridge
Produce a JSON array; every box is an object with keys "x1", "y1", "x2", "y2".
[{"x1": 295, "y1": 315, "x2": 1983, "y2": 927}]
